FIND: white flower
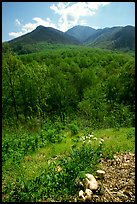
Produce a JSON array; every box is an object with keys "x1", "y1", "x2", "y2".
[
  {"x1": 88, "y1": 134, "x2": 93, "y2": 138},
  {"x1": 93, "y1": 137, "x2": 97, "y2": 140}
]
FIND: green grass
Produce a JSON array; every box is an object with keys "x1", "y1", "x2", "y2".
[
  {"x1": 20, "y1": 136, "x2": 73, "y2": 180},
  {"x1": 93, "y1": 127, "x2": 135, "y2": 158},
  {"x1": 2, "y1": 126, "x2": 135, "y2": 202}
]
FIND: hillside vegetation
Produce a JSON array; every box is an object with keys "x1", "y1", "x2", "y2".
[
  {"x1": 8, "y1": 25, "x2": 135, "y2": 54},
  {"x1": 66, "y1": 25, "x2": 135, "y2": 51},
  {"x1": 2, "y1": 43, "x2": 135, "y2": 202}
]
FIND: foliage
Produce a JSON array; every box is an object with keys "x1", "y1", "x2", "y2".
[
  {"x1": 2, "y1": 45, "x2": 135, "y2": 129},
  {"x1": 69, "y1": 120, "x2": 79, "y2": 135},
  {"x1": 2, "y1": 123, "x2": 135, "y2": 202},
  {"x1": 2, "y1": 131, "x2": 103, "y2": 202},
  {"x1": 2, "y1": 44, "x2": 135, "y2": 201}
]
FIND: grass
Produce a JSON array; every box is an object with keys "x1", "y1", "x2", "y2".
[
  {"x1": 93, "y1": 127, "x2": 135, "y2": 158},
  {"x1": 20, "y1": 136, "x2": 73, "y2": 180},
  {"x1": 2, "y1": 126, "x2": 135, "y2": 202}
]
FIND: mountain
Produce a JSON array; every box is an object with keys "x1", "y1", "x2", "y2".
[
  {"x1": 84, "y1": 25, "x2": 135, "y2": 51},
  {"x1": 9, "y1": 25, "x2": 81, "y2": 45},
  {"x1": 65, "y1": 25, "x2": 96, "y2": 43},
  {"x1": 8, "y1": 25, "x2": 82, "y2": 54},
  {"x1": 65, "y1": 25, "x2": 135, "y2": 51},
  {"x1": 112, "y1": 25, "x2": 135, "y2": 50},
  {"x1": 8, "y1": 25, "x2": 135, "y2": 53}
]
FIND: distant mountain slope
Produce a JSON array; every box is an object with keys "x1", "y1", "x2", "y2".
[
  {"x1": 85, "y1": 25, "x2": 135, "y2": 51},
  {"x1": 66, "y1": 25, "x2": 135, "y2": 51},
  {"x1": 65, "y1": 25, "x2": 96, "y2": 42},
  {"x1": 84, "y1": 27, "x2": 122, "y2": 44},
  {"x1": 112, "y1": 25, "x2": 135, "y2": 50},
  {"x1": 9, "y1": 25, "x2": 81, "y2": 45}
]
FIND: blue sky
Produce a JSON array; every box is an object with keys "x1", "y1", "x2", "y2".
[{"x1": 2, "y1": 2, "x2": 135, "y2": 42}]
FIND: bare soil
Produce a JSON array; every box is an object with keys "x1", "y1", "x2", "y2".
[{"x1": 89, "y1": 152, "x2": 135, "y2": 202}]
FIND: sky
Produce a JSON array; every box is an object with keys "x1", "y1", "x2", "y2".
[{"x1": 2, "y1": 2, "x2": 135, "y2": 42}]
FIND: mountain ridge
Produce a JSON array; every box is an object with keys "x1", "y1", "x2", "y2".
[
  {"x1": 9, "y1": 25, "x2": 81, "y2": 45},
  {"x1": 8, "y1": 24, "x2": 135, "y2": 52}
]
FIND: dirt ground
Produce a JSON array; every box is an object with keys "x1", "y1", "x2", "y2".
[
  {"x1": 81, "y1": 152, "x2": 135, "y2": 202},
  {"x1": 41, "y1": 152, "x2": 135, "y2": 202}
]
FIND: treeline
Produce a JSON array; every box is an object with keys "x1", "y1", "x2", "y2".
[{"x1": 2, "y1": 43, "x2": 135, "y2": 129}]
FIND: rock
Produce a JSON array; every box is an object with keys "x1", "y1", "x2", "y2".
[
  {"x1": 79, "y1": 190, "x2": 85, "y2": 201},
  {"x1": 128, "y1": 152, "x2": 134, "y2": 157},
  {"x1": 85, "y1": 189, "x2": 93, "y2": 201},
  {"x1": 96, "y1": 170, "x2": 105, "y2": 179},
  {"x1": 85, "y1": 174, "x2": 98, "y2": 190},
  {"x1": 79, "y1": 189, "x2": 93, "y2": 202}
]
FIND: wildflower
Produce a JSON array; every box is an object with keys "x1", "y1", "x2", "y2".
[
  {"x1": 100, "y1": 138, "x2": 104, "y2": 142},
  {"x1": 93, "y1": 137, "x2": 97, "y2": 140},
  {"x1": 99, "y1": 138, "x2": 104, "y2": 145},
  {"x1": 99, "y1": 141, "x2": 103, "y2": 145},
  {"x1": 88, "y1": 134, "x2": 93, "y2": 138}
]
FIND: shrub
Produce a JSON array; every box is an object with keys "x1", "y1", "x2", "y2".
[{"x1": 69, "y1": 121, "x2": 79, "y2": 135}]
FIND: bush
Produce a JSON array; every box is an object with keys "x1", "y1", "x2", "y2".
[
  {"x1": 69, "y1": 121, "x2": 79, "y2": 135},
  {"x1": 42, "y1": 120, "x2": 64, "y2": 143}
]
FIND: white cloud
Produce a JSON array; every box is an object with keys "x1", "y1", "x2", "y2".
[
  {"x1": 9, "y1": 2, "x2": 111, "y2": 39},
  {"x1": 9, "y1": 31, "x2": 23, "y2": 38},
  {"x1": 9, "y1": 17, "x2": 57, "y2": 39},
  {"x1": 50, "y1": 2, "x2": 111, "y2": 31}
]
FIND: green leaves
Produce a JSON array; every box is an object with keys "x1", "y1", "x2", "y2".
[{"x1": 3, "y1": 45, "x2": 135, "y2": 128}]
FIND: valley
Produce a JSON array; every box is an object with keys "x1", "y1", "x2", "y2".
[{"x1": 2, "y1": 25, "x2": 135, "y2": 202}]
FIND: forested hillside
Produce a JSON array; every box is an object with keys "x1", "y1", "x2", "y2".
[
  {"x1": 2, "y1": 42, "x2": 135, "y2": 202},
  {"x1": 8, "y1": 25, "x2": 81, "y2": 54},
  {"x1": 66, "y1": 25, "x2": 135, "y2": 51},
  {"x1": 2, "y1": 43, "x2": 135, "y2": 128},
  {"x1": 87, "y1": 25, "x2": 135, "y2": 51},
  {"x1": 7, "y1": 25, "x2": 135, "y2": 54}
]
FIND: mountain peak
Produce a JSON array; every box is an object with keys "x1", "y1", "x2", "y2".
[
  {"x1": 9, "y1": 25, "x2": 81, "y2": 45},
  {"x1": 66, "y1": 25, "x2": 96, "y2": 42},
  {"x1": 35, "y1": 25, "x2": 45, "y2": 30}
]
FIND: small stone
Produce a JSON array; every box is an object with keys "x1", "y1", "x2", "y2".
[
  {"x1": 96, "y1": 170, "x2": 105, "y2": 179},
  {"x1": 85, "y1": 189, "x2": 93, "y2": 201},
  {"x1": 79, "y1": 190, "x2": 85, "y2": 201},
  {"x1": 85, "y1": 174, "x2": 98, "y2": 190},
  {"x1": 129, "y1": 152, "x2": 134, "y2": 157}
]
